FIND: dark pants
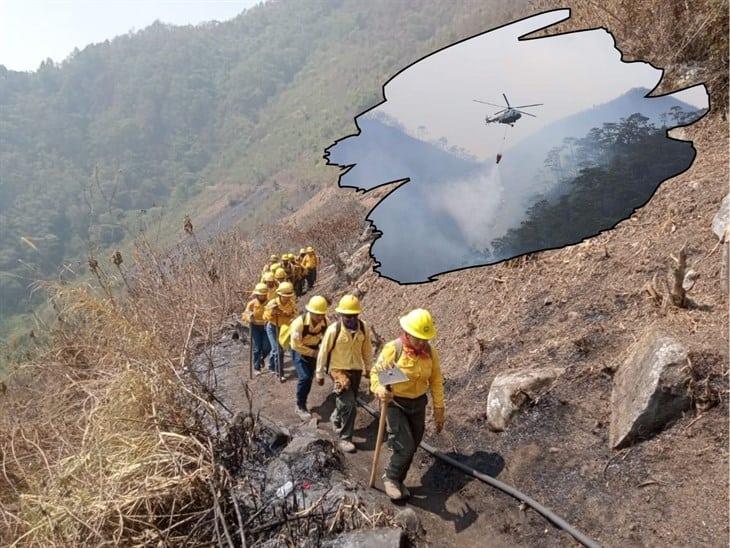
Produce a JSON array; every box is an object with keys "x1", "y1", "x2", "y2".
[
  {"x1": 292, "y1": 352, "x2": 316, "y2": 409},
  {"x1": 306, "y1": 269, "x2": 316, "y2": 288},
  {"x1": 386, "y1": 394, "x2": 427, "y2": 482},
  {"x1": 250, "y1": 324, "x2": 271, "y2": 371},
  {"x1": 333, "y1": 369, "x2": 362, "y2": 440},
  {"x1": 294, "y1": 278, "x2": 305, "y2": 296}
]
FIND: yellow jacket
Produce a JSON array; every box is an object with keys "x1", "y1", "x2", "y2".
[
  {"x1": 266, "y1": 286, "x2": 278, "y2": 303},
  {"x1": 316, "y1": 320, "x2": 373, "y2": 379},
  {"x1": 290, "y1": 313, "x2": 328, "y2": 358},
  {"x1": 243, "y1": 298, "x2": 267, "y2": 326},
  {"x1": 370, "y1": 339, "x2": 445, "y2": 409},
  {"x1": 263, "y1": 296, "x2": 297, "y2": 327},
  {"x1": 302, "y1": 252, "x2": 318, "y2": 270}
]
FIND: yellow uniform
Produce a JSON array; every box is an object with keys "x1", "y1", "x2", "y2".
[
  {"x1": 290, "y1": 313, "x2": 328, "y2": 358},
  {"x1": 302, "y1": 252, "x2": 318, "y2": 269},
  {"x1": 266, "y1": 286, "x2": 278, "y2": 302},
  {"x1": 243, "y1": 298, "x2": 267, "y2": 326},
  {"x1": 315, "y1": 320, "x2": 373, "y2": 379},
  {"x1": 263, "y1": 297, "x2": 297, "y2": 327},
  {"x1": 370, "y1": 340, "x2": 444, "y2": 409}
]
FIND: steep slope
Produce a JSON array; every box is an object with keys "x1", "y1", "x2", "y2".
[
  {"x1": 0, "y1": 0, "x2": 527, "y2": 328},
  {"x1": 292, "y1": 110, "x2": 728, "y2": 545}
]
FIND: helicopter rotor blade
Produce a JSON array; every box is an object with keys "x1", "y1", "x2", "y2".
[
  {"x1": 502, "y1": 93, "x2": 510, "y2": 107},
  {"x1": 515, "y1": 109, "x2": 537, "y2": 117},
  {"x1": 513, "y1": 103, "x2": 543, "y2": 108},
  {"x1": 473, "y1": 99, "x2": 505, "y2": 108},
  {"x1": 492, "y1": 109, "x2": 507, "y2": 115}
]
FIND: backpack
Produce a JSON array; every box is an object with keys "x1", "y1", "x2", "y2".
[
  {"x1": 324, "y1": 319, "x2": 365, "y2": 373},
  {"x1": 391, "y1": 338, "x2": 433, "y2": 364},
  {"x1": 281, "y1": 314, "x2": 327, "y2": 351}
]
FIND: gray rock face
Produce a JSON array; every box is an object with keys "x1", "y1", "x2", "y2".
[
  {"x1": 394, "y1": 507, "x2": 422, "y2": 536},
  {"x1": 343, "y1": 243, "x2": 373, "y2": 282},
  {"x1": 712, "y1": 194, "x2": 730, "y2": 241},
  {"x1": 486, "y1": 367, "x2": 565, "y2": 431},
  {"x1": 323, "y1": 527, "x2": 404, "y2": 548},
  {"x1": 610, "y1": 330, "x2": 691, "y2": 449}
]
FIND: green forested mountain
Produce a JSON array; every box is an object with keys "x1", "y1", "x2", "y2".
[{"x1": 0, "y1": 0, "x2": 527, "y2": 327}]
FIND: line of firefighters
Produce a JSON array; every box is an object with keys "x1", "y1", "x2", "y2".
[{"x1": 243, "y1": 247, "x2": 445, "y2": 501}]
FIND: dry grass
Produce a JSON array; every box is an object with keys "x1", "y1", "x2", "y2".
[
  {"x1": 0, "y1": 222, "x2": 263, "y2": 546},
  {"x1": 0, "y1": 212, "x2": 395, "y2": 546},
  {"x1": 532, "y1": 0, "x2": 729, "y2": 114}
]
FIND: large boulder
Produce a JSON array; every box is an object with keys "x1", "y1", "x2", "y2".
[
  {"x1": 343, "y1": 243, "x2": 373, "y2": 281},
  {"x1": 486, "y1": 367, "x2": 565, "y2": 431},
  {"x1": 712, "y1": 194, "x2": 730, "y2": 241},
  {"x1": 610, "y1": 330, "x2": 691, "y2": 449},
  {"x1": 322, "y1": 527, "x2": 404, "y2": 548}
]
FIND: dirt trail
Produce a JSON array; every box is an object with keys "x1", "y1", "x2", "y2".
[{"x1": 213, "y1": 335, "x2": 578, "y2": 547}]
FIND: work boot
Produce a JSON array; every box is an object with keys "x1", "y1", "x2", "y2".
[
  {"x1": 382, "y1": 477, "x2": 405, "y2": 501},
  {"x1": 295, "y1": 406, "x2": 312, "y2": 421},
  {"x1": 338, "y1": 439, "x2": 356, "y2": 453},
  {"x1": 279, "y1": 375, "x2": 286, "y2": 383}
]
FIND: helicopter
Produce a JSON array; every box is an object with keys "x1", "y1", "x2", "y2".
[{"x1": 473, "y1": 93, "x2": 543, "y2": 127}]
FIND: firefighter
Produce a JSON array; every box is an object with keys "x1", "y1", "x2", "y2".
[
  {"x1": 290, "y1": 295, "x2": 329, "y2": 420},
  {"x1": 370, "y1": 308, "x2": 444, "y2": 500},
  {"x1": 261, "y1": 271, "x2": 278, "y2": 302},
  {"x1": 296, "y1": 248, "x2": 309, "y2": 295},
  {"x1": 274, "y1": 267, "x2": 288, "y2": 284},
  {"x1": 242, "y1": 283, "x2": 272, "y2": 374},
  {"x1": 263, "y1": 281, "x2": 297, "y2": 382},
  {"x1": 302, "y1": 246, "x2": 319, "y2": 288},
  {"x1": 262, "y1": 254, "x2": 280, "y2": 275},
  {"x1": 316, "y1": 294, "x2": 373, "y2": 453}
]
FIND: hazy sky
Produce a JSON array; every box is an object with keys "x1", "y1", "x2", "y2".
[
  {"x1": 0, "y1": 0, "x2": 260, "y2": 71},
  {"x1": 378, "y1": 10, "x2": 707, "y2": 159}
]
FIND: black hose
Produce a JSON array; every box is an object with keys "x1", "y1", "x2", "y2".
[{"x1": 357, "y1": 398, "x2": 601, "y2": 548}]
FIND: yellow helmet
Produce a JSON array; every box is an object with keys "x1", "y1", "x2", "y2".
[
  {"x1": 270, "y1": 254, "x2": 279, "y2": 262},
  {"x1": 270, "y1": 262, "x2": 282, "y2": 272},
  {"x1": 262, "y1": 271, "x2": 275, "y2": 282},
  {"x1": 299, "y1": 248, "x2": 306, "y2": 255},
  {"x1": 305, "y1": 246, "x2": 314, "y2": 253},
  {"x1": 306, "y1": 295, "x2": 328, "y2": 315},
  {"x1": 287, "y1": 253, "x2": 295, "y2": 261},
  {"x1": 399, "y1": 308, "x2": 436, "y2": 340},
  {"x1": 277, "y1": 281, "x2": 294, "y2": 296},
  {"x1": 274, "y1": 268, "x2": 287, "y2": 281},
  {"x1": 335, "y1": 294, "x2": 361, "y2": 315},
  {"x1": 253, "y1": 282, "x2": 268, "y2": 296}
]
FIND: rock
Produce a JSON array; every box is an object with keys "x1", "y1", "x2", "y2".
[
  {"x1": 486, "y1": 367, "x2": 565, "y2": 431},
  {"x1": 712, "y1": 194, "x2": 730, "y2": 241},
  {"x1": 322, "y1": 527, "x2": 404, "y2": 548},
  {"x1": 567, "y1": 311, "x2": 580, "y2": 321},
  {"x1": 609, "y1": 330, "x2": 691, "y2": 449},
  {"x1": 343, "y1": 243, "x2": 373, "y2": 281},
  {"x1": 394, "y1": 507, "x2": 422, "y2": 535}
]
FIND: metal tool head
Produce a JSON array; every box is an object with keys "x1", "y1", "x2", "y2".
[{"x1": 377, "y1": 367, "x2": 409, "y2": 387}]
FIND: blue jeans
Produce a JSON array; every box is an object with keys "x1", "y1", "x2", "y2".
[
  {"x1": 250, "y1": 324, "x2": 270, "y2": 371},
  {"x1": 265, "y1": 323, "x2": 294, "y2": 375},
  {"x1": 265, "y1": 323, "x2": 281, "y2": 373},
  {"x1": 292, "y1": 352, "x2": 316, "y2": 409}
]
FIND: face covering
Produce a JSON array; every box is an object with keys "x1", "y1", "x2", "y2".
[{"x1": 342, "y1": 315, "x2": 359, "y2": 331}]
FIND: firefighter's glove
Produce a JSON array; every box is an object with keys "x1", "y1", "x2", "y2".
[
  {"x1": 434, "y1": 407, "x2": 445, "y2": 434},
  {"x1": 330, "y1": 370, "x2": 350, "y2": 394},
  {"x1": 375, "y1": 385, "x2": 393, "y2": 403}
]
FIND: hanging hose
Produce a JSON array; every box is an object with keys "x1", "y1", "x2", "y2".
[{"x1": 356, "y1": 398, "x2": 601, "y2": 548}]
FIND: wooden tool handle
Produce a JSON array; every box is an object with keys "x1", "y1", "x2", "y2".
[{"x1": 368, "y1": 399, "x2": 388, "y2": 488}]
